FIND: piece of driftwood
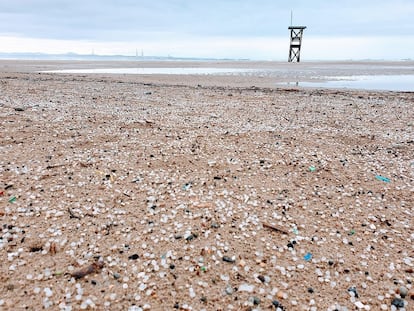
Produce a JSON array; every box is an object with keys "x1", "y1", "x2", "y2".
[{"x1": 71, "y1": 261, "x2": 104, "y2": 279}]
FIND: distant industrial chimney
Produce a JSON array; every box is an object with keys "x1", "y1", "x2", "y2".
[{"x1": 288, "y1": 26, "x2": 306, "y2": 62}]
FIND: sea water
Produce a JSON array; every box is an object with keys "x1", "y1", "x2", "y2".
[
  {"x1": 44, "y1": 68, "x2": 414, "y2": 91},
  {"x1": 283, "y1": 75, "x2": 414, "y2": 92}
]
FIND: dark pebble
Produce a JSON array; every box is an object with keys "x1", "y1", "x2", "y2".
[
  {"x1": 128, "y1": 254, "x2": 139, "y2": 260},
  {"x1": 287, "y1": 242, "x2": 295, "y2": 249},
  {"x1": 272, "y1": 300, "x2": 285, "y2": 310},
  {"x1": 14, "y1": 107, "x2": 25, "y2": 112},
  {"x1": 348, "y1": 286, "x2": 359, "y2": 298},
  {"x1": 257, "y1": 275, "x2": 266, "y2": 283},
  {"x1": 222, "y1": 256, "x2": 235, "y2": 263},
  {"x1": 186, "y1": 233, "x2": 198, "y2": 241},
  {"x1": 391, "y1": 298, "x2": 405, "y2": 308},
  {"x1": 200, "y1": 296, "x2": 207, "y2": 303},
  {"x1": 91, "y1": 280, "x2": 97, "y2": 285},
  {"x1": 252, "y1": 296, "x2": 260, "y2": 305},
  {"x1": 173, "y1": 303, "x2": 180, "y2": 309},
  {"x1": 169, "y1": 264, "x2": 175, "y2": 270},
  {"x1": 211, "y1": 222, "x2": 220, "y2": 229},
  {"x1": 307, "y1": 287, "x2": 314, "y2": 293}
]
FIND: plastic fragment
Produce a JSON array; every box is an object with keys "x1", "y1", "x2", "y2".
[
  {"x1": 8, "y1": 196, "x2": 17, "y2": 203},
  {"x1": 375, "y1": 175, "x2": 390, "y2": 183},
  {"x1": 182, "y1": 183, "x2": 191, "y2": 190},
  {"x1": 304, "y1": 252, "x2": 312, "y2": 261}
]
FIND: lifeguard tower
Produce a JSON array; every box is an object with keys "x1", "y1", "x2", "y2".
[{"x1": 288, "y1": 26, "x2": 306, "y2": 62}]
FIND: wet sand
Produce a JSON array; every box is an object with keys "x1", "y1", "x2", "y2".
[{"x1": 0, "y1": 60, "x2": 413, "y2": 310}]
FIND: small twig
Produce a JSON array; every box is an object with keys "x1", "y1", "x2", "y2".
[
  {"x1": 262, "y1": 222, "x2": 289, "y2": 235},
  {"x1": 68, "y1": 207, "x2": 81, "y2": 219},
  {"x1": 46, "y1": 164, "x2": 65, "y2": 170}
]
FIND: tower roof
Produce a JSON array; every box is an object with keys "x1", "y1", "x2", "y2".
[{"x1": 288, "y1": 26, "x2": 307, "y2": 30}]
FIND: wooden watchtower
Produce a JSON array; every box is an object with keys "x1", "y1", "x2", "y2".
[{"x1": 288, "y1": 26, "x2": 306, "y2": 62}]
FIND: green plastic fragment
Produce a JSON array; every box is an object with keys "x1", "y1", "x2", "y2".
[{"x1": 8, "y1": 196, "x2": 17, "y2": 203}]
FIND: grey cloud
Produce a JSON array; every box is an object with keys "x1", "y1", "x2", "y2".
[{"x1": 0, "y1": 0, "x2": 413, "y2": 41}]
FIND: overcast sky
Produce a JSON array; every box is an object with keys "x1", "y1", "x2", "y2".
[{"x1": 1, "y1": 0, "x2": 413, "y2": 60}]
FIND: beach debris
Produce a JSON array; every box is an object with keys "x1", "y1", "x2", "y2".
[
  {"x1": 67, "y1": 207, "x2": 81, "y2": 219},
  {"x1": 249, "y1": 296, "x2": 261, "y2": 305},
  {"x1": 303, "y1": 252, "x2": 312, "y2": 261},
  {"x1": 45, "y1": 164, "x2": 65, "y2": 170},
  {"x1": 348, "y1": 286, "x2": 359, "y2": 298},
  {"x1": 222, "y1": 256, "x2": 236, "y2": 263},
  {"x1": 375, "y1": 175, "x2": 390, "y2": 183},
  {"x1": 238, "y1": 284, "x2": 254, "y2": 292},
  {"x1": 262, "y1": 222, "x2": 289, "y2": 235},
  {"x1": 8, "y1": 196, "x2": 17, "y2": 203},
  {"x1": 309, "y1": 165, "x2": 316, "y2": 172},
  {"x1": 14, "y1": 107, "x2": 25, "y2": 112},
  {"x1": 49, "y1": 242, "x2": 57, "y2": 255},
  {"x1": 225, "y1": 285, "x2": 234, "y2": 295},
  {"x1": 71, "y1": 261, "x2": 104, "y2": 280},
  {"x1": 128, "y1": 254, "x2": 139, "y2": 260},
  {"x1": 182, "y1": 183, "x2": 191, "y2": 191},
  {"x1": 398, "y1": 286, "x2": 408, "y2": 299},
  {"x1": 408, "y1": 289, "x2": 414, "y2": 300},
  {"x1": 391, "y1": 297, "x2": 405, "y2": 308},
  {"x1": 272, "y1": 300, "x2": 285, "y2": 310}
]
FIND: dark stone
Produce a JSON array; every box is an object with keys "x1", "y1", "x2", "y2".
[
  {"x1": 211, "y1": 222, "x2": 220, "y2": 229},
  {"x1": 257, "y1": 275, "x2": 266, "y2": 283},
  {"x1": 272, "y1": 300, "x2": 285, "y2": 310},
  {"x1": 29, "y1": 246, "x2": 43, "y2": 252},
  {"x1": 186, "y1": 234, "x2": 195, "y2": 241},
  {"x1": 348, "y1": 287, "x2": 359, "y2": 298},
  {"x1": 128, "y1": 254, "x2": 139, "y2": 260},
  {"x1": 308, "y1": 287, "x2": 314, "y2": 293},
  {"x1": 222, "y1": 256, "x2": 235, "y2": 263},
  {"x1": 391, "y1": 298, "x2": 405, "y2": 308},
  {"x1": 169, "y1": 264, "x2": 175, "y2": 270}
]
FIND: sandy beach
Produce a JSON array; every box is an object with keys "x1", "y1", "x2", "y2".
[{"x1": 0, "y1": 60, "x2": 413, "y2": 310}]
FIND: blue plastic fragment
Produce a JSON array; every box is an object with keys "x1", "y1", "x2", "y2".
[
  {"x1": 304, "y1": 252, "x2": 312, "y2": 261},
  {"x1": 375, "y1": 175, "x2": 390, "y2": 183}
]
